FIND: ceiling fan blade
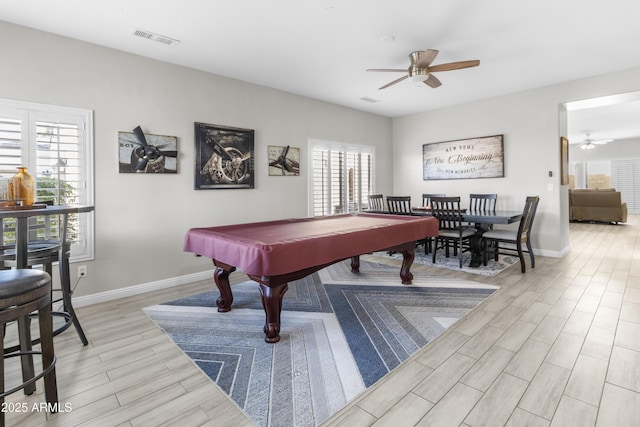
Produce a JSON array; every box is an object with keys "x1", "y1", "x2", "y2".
[
  {"x1": 592, "y1": 139, "x2": 613, "y2": 144},
  {"x1": 429, "y1": 60, "x2": 480, "y2": 72},
  {"x1": 367, "y1": 68, "x2": 407, "y2": 72},
  {"x1": 416, "y1": 49, "x2": 439, "y2": 68},
  {"x1": 379, "y1": 75, "x2": 408, "y2": 90},
  {"x1": 424, "y1": 74, "x2": 442, "y2": 88}
]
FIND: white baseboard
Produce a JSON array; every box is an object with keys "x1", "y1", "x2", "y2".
[
  {"x1": 72, "y1": 270, "x2": 214, "y2": 308},
  {"x1": 68, "y1": 245, "x2": 569, "y2": 308}
]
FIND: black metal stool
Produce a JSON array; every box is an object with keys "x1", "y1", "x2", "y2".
[{"x1": 0, "y1": 269, "x2": 58, "y2": 427}]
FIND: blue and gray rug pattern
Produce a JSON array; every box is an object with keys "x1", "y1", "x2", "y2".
[
  {"x1": 385, "y1": 251, "x2": 519, "y2": 276},
  {"x1": 144, "y1": 260, "x2": 497, "y2": 427}
]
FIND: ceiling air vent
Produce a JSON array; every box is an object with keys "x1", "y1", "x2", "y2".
[{"x1": 133, "y1": 29, "x2": 181, "y2": 47}]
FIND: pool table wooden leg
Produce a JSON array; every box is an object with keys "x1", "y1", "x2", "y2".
[
  {"x1": 212, "y1": 261, "x2": 236, "y2": 312},
  {"x1": 258, "y1": 282, "x2": 289, "y2": 343},
  {"x1": 386, "y1": 241, "x2": 416, "y2": 284},
  {"x1": 350, "y1": 255, "x2": 360, "y2": 272},
  {"x1": 398, "y1": 248, "x2": 414, "y2": 284}
]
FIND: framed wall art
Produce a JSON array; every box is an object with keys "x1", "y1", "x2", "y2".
[
  {"x1": 194, "y1": 122, "x2": 255, "y2": 189},
  {"x1": 423, "y1": 134, "x2": 504, "y2": 180},
  {"x1": 268, "y1": 145, "x2": 300, "y2": 176},
  {"x1": 118, "y1": 128, "x2": 178, "y2": 173},
  {"x1": 560, "y1": 136, "x2": 569, "y2": 185}
]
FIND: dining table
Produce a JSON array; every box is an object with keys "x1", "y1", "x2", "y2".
[
  {"x1": 0, "y1": 204, "x2": 94, "y2": 343},
  {"x1": 411, "y1": 207, "x2": 523, "y2": 267},
  {"x1": 0, "y1": 204, "x2": 93, "y2": 393},
  {"x1": 0, "y1": 204, "x2": 94, "y2": 268}
]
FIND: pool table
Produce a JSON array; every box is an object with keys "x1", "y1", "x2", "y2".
[{"x1": 184, "y1": 213, "x2": 439, "y2": 342}]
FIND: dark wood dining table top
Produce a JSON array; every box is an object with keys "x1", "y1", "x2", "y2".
[
  {"x1": 408, "y1": 207, "x2": 522, "y2": 225},
  {"x1": 459, "y1": 210, "x2": 522, "y2": 225}
]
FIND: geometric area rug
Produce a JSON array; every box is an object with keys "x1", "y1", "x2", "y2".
[
  {"x1": 144, "y1": 260, "x2": 497, "y2": 427},
  {"x1": 383, "y1": 251, "x2": 519, "y2": 277}
]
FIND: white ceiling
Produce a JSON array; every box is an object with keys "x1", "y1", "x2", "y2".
[
  {"x1": 3, "y1": 0, "x2": 640, "y2": 140},
  {"x1": 567, "y1": 94, "x2": 640, "y2": 145}
]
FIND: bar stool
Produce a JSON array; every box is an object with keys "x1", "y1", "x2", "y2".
[
  {"x1": 1, "y1": 212, "x2": 88, "y2": 346},
  {"x1": 0, "y1": 269, "x2": 58, "y2": 426}
]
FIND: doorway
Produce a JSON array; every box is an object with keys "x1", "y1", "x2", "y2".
[{"x1": 566, "y1": 91, "x2": 640, "y2": 214}]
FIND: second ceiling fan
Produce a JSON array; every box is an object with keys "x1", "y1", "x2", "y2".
[
  {"x1": 367, "y1": 48, "x2": 480, "y2": 90},
  {"x1": 578, "y1": 133, "x2": 613, "y2": 150}
]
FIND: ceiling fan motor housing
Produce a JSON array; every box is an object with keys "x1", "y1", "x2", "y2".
[{"x1": 409, "y1": 65, "x2": 429, "y2": 78}]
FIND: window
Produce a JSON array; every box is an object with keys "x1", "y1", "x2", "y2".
[
  {"x1": 308, "y1": 139, "x2": 374, "y2": 216},
  {"x1": 0, "y1": 98, "x2": 94, "y2": 260},
  {"x1": 612, "y1": 159, "x2": 640, "y2": 214}
]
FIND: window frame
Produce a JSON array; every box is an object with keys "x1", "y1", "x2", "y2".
[
  {"x1": 308, "y1": 138, "x2": 375, "y2": 217},
  {"x1": 0, "y1": 98, "x2": 95, "y2": 262}
]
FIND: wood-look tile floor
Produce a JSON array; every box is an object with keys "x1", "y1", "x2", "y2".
[{"x1": 4, "y1": 216, "x2": 639, "y2": 426}]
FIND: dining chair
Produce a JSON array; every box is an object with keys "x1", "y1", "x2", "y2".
[
  {"x1": 481, "y1": 195, "x2": 540, "y2": 273},
  {"x1": 469, "y1": 193, "x2": 497, "y2": 211},
  {"x1": 467, "y1": 193, "x2": 498, "y2": 230},
  {"x1": 420, "y1": 194, "x2": 445, "y2": 253},
  {"x1": 422, "y1": 193, "x2": 445, "y2": 207},
  {"x1": 368, "y1": 194, "x2": 385, "y2": 212},
  {"x1": 430, "y1": 196, "x2": 476, "y2": 268},
  {"x1": 386, "y1": 196, "x2": 412, "y2": 215}
]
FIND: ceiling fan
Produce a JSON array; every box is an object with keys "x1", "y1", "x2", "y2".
[
  {"x1": 578, "y1": 133, "x2": 613, "y2": 150},
  {"x1": 367, "y1": 49, "x2": 480, "y2": 90}
]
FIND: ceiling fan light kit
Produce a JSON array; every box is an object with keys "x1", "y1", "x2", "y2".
[
  {"x1": 409, "y1": 73, "x2": 428, "y2": 83},
  {"x1": 577, "y1": 133, "x2": 613, "y2": 150},
  {"x1": 367, "y1": 48, "x2": 480, "y2": 90}
]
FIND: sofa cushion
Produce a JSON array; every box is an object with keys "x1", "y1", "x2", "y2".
[{"x1": 570, "y1": 191, "x2": 621, "y2": 208}]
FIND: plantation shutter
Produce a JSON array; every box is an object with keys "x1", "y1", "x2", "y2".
[
  {"x1": 611, "y1": 159, "x2": 640, "y2": 214},
  {"x1": 0, "y1": 117, "x2": 22, "y2": 177},
  {"x1": 309, "y1": 140, "x2": 374, "y2": 217}
]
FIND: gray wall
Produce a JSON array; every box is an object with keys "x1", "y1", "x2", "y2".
[
  {"x1": 570, "y1": 137, "x2": 640, "y2": 163},
  {"x1": 0, "y1": 21, "x2": 393, "y2": 299},
  {"x1": 3, "y1": 20, "x2": 640, "y2": 302},
  {"x1": 393, "y1": 69, "x2": 640, "y2": 257}
]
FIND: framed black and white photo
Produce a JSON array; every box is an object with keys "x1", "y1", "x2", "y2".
[
  {"x1": 118, "y1": 130, "x2": 178, "y2": 174},
  {"x1": 268, "y1": 145, "x2": 300, "y2": 176},
  {"x1": 194, "y1": 122, "x2": 255, "y2": 189}
]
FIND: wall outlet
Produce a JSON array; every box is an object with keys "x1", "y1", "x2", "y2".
[{"x1": 78, "y1": 265, "x2": 87, "y2": 277}]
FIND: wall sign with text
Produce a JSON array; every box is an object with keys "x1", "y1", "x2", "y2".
[{"x1": 422, "y1": 135, "x2": 504, "y2": 180}]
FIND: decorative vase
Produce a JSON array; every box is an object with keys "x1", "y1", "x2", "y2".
[{"x1": 12, "y1": 166, "x2": 35, "y2": 206}]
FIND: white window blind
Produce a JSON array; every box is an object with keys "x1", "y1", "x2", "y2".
[
  {"x1": 0, "y1": 99, "x2": 94, "y2": 260},
  {"x1": 309, "y1": 139, "x2": 374, "y2": 217},
  {"x1": 611, "y1": 159, "x2": 640, "y2": 214}
]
